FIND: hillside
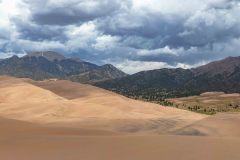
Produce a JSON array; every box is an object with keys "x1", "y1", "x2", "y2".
[
  {"x1": 186, "y1": 56, "x2": 240, "y2": 92},
  {"x1": 0, "y1": 52, "x2": 126, "y2": 82},
  {"x1": 69, "y1": 64, "x2": 128, "y2": 84},
  {"x1": 0, "y1": 55, "x2": 97, "y2": 80},
  {"x1": 192, "y1": 56, "x2": 240, "y2": 77},
  {"x1": 95, "y1": 56, "x2": 240, "y2": 103}
]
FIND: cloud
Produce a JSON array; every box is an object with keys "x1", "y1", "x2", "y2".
[
  {"x1": 14, "y1": 18, "x2": 67, "y2": 41},
  {"x1": 0, "y1": 0, "x2": 240, "y2": 74},
  {"x1": 109, "y1": 59, "x2": 203, "y2": 74},
  {"x1": 136, "y1": 47, "x2": 179, "y2": 56},
  {"x1": 92, "y1": 35, "x2": 121, "y2": 51},
  {"x1": 100, "y1": 0, "x2": 240, "y2": 49},
  {"x1": 25, "y1": 0, "x2": 129, "y2": 25},
  {"x1": 0, "y1": 51, "x2": 26, "y2": 59},
  {"x1": 64, "y1": 22, "x2": 100, "y2": 55},
  {"x1": 107, "y1": 59, "x2": 171, "y2": 74}
]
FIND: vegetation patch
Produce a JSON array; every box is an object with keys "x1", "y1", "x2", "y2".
[{"x1": 167, "y1": 92, "x2": 240, "y2": 115}]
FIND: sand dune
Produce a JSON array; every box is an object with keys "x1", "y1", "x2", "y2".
[
  {"x1": 1, "y1": 76, "x2": 240, "y2": 160},
  {"x1": 0, "y1": 76, "x2": 206, "y2": 134}
]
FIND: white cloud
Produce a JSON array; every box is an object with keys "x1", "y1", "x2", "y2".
[
  {"x1": 10, "y1": 39, "x2": 66, "y2": 52},
  {"x1": 0, "y1": 0, "x2": 30, "y2": 41},
  {"x1": 106, "y1": 59, "x2": 208, "y2": 74},
  {"x1": 92, "y1": 35, "x2": 121, "y2": 51},
  {"x1": 0, "y1": 51, "x2": 26, "y2": 59},
  {"x1": 66, "y1": 22, "x2": 97, "y2": 38},
  {"x1": 65, "y1": 22, "x2": 99, "y2": 51},
  {"x1": 112, "y1": 60, "x2": 171, "y2": 74},
  {"x1": 136, "y1": 46, "x2": 181, "y2": 56}
]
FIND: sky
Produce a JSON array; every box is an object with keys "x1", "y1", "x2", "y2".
[{"x1": 0, "y1": 0, "x2": 240, "y2": 74}]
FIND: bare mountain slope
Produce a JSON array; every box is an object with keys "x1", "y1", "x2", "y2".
[
  {"x1": 69, "y1": 64, "x2": 128, "y2": 84},
  {"x1": 193, "y1": 56, "x2": 240, "y2": 77},
  {"x1": 0, "y1": 51, "x2": 127, "y2": 82}
]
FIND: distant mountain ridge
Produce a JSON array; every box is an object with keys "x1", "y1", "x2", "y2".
[
  {"x1": 69, "y1": 64, "x2": 127, "y2": 84},
  {"x1": 186, "y1": 56, "x2": 240, "y2": 93},
  {"x1": 95, "y1": 56, "x2": 240, "y2": 100},
  {"x1": 0, "y1": 51, "x2": 127, "y2": 82},
  {"x1": 192, "y1": 56, "x2": 240, "y2": 77},
  {"x1": 2, "y1": 51, "x2": 240, "y2": 100}
]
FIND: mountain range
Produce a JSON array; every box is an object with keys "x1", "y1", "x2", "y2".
[
  {"x1": 1, "y1": 51, "x2": 240, "y2": 101},
  {"x1": 95, "y1": 56, "x2": 240, "y2": 100},
  {"x1": 0, "y1": 51, "x2": 127, "y2": 82}
]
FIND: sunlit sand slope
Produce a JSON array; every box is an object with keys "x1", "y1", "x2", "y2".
[{"x1": 0, "y1": 76, "x2": 206, "y2": 134}]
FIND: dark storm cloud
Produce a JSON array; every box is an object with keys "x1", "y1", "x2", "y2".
[
  {"x1": 13, "y1": 18, "x2": 67, "y2": 41},
  {"x1": 0, "y1": 33, "x2": 9, "y2": 40},
  {"x1": 135, "y1": 49, "x2": 217, "y2": 66},
  {"x1": 100, "y1": 12, "x2": 184, "y2": 39},
  {"x1": 207, "y1": 0, "x2": 238, "y2": 10},
  {"x1": 25, "y1": 0, "x2": 130, "y2": 25},
  {"x1": 99, "y1": 1, "x2": 240, "y2": 51}
]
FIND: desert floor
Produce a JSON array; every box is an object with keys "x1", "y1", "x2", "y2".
[{"x1": 0, "y1": 76, "x2": 240, "y2": 160}]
